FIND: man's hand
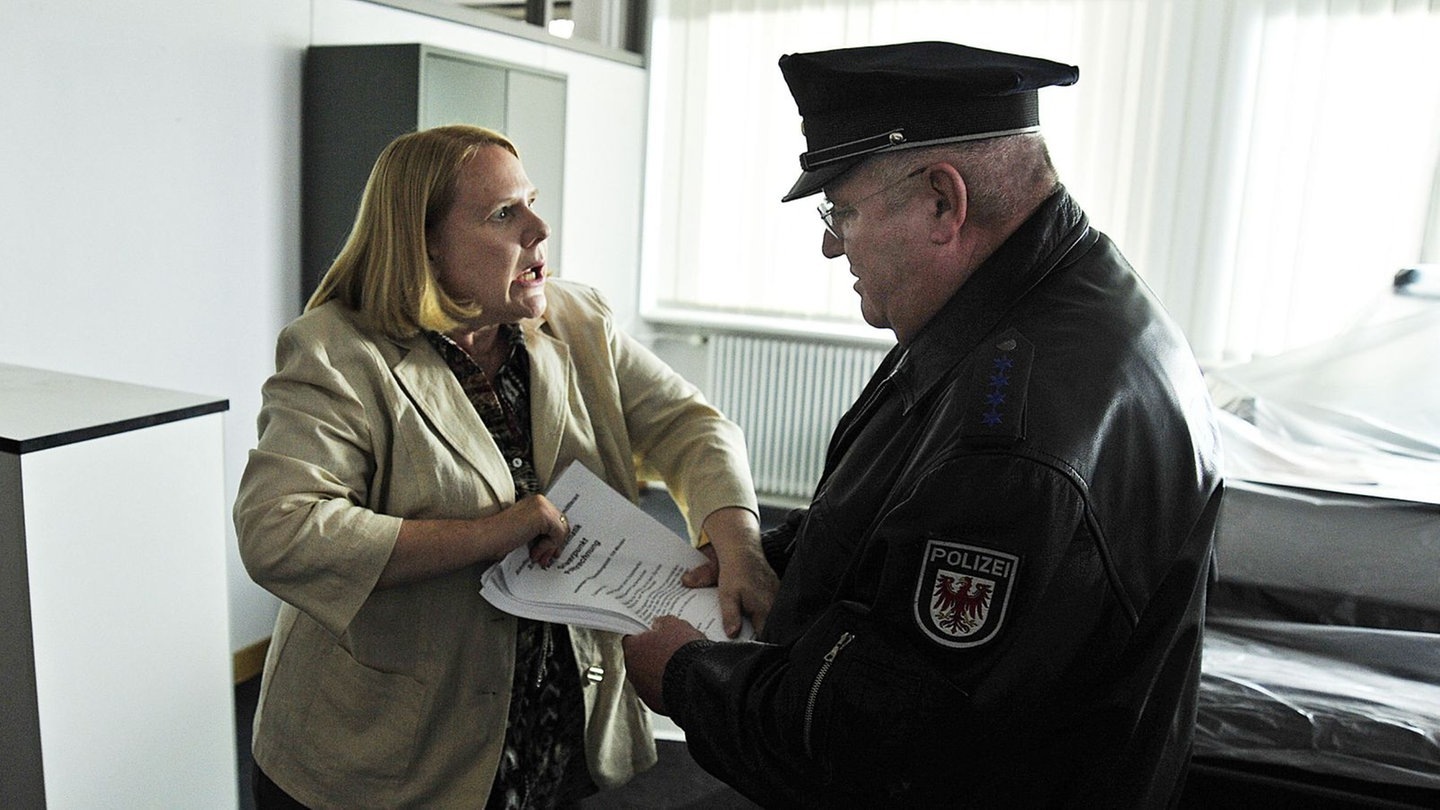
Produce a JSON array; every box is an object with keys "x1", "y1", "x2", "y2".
[
  {"x1": 683, "y1": 507, "x2": 779, "y2": 637},
  {"x1": 623, "y1": 615, "x2": 705, "y2": 715}
]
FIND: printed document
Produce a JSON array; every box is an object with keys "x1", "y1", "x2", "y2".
[{"x1": 480, "y1": 462, "x2": 753, "y2": 641}]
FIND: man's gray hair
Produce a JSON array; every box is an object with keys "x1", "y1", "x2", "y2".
[{"x1": 872, "y1": 133, "x2": 1059, "y2": 227}]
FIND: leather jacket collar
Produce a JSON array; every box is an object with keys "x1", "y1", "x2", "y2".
[{"x1": 892, "y1": 187, "x2": 1097, "y2": 413}]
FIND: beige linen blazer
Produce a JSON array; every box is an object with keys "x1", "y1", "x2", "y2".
[{"x1": 234, "y1": 281, "x2": 756, "y2": 808}]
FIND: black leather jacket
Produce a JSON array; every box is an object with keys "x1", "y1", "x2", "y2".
[{"x1": 663, "y1": 189, "x2": 1224, "y2": 808}]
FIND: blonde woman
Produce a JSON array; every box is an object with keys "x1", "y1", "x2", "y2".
[{"x1": 235, "y1": 125, "x2": 775, "y2": 808}]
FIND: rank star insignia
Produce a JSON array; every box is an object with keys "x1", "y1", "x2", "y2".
[
  {"x1": 914, "y1": 540, "x2": 1019, "y2": 648},
  {"x1": 961, "y1": 328, "x2": 1033, "y2": 445}
]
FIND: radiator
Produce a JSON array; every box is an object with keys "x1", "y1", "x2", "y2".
[{"x1": 708, "y1": 334, "x2": 891, "y2": 503}]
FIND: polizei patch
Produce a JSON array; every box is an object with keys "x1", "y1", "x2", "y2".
[{"x1": 914, "y1": 540, "x2": 1019, "y2": 648}]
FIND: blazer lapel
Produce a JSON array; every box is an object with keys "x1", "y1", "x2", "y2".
[
  {"x1": 525, "y1": 321, "x2": 572, "y2": 487},
  {"x1": 390, "y1": 335, "x2": 517, "y2": 503}
]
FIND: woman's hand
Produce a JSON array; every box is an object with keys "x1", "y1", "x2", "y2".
[
  {"x1": 682, "y1": 506, "x2": 778, "y2": 637},
  {"x1": 507, "y1": 493, "x2": 572, "y2": 568}
]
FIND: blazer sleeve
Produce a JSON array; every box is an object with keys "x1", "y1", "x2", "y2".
[
  {"x1": 233, "y1": 317, "x2": 402, "y2": 636},
  {"x1": 601, "y1": 307, "x2": 758, "y2": 539},
  {"x1": 543, "y1": 281, "x2": 757, "y2": 541}
]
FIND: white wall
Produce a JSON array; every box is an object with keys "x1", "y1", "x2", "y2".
[{"x1": 0, "y1": 0, "x2": 650, "y2": 657}]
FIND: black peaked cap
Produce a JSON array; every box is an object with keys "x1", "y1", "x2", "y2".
[{"x1": 779, "y1": 41, "x2": 1079, "y2": 201}]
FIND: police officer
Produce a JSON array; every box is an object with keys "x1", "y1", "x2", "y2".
[{"x1": 624, "y1": 40, "x2": 1224, "y2": 808}]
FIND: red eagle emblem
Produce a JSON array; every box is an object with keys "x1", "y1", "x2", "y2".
[
  {"x1": 915, "y1": 540, "x2": 1017, "y2": 648},
  {"x1": 931, "y1": 573, "x2": 993, "y2": 635}
]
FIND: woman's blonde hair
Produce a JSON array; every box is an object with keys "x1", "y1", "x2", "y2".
[{"x1": 307, "y1": 125, "x2": 520, "y2": 338}]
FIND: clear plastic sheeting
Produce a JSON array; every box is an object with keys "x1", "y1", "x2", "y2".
[
  {"x1": 1197, "y1": 618, "x2": 1440, "y2": 790},
  {"x1": 1199, "y1": 288, "x2": 1440, "y2": 796},
  {"x1": 1208, "y1": 296, "x2": 1440, "y2": 504}
]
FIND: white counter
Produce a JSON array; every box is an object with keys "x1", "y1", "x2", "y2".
[{"x1": 1, "y1": 363, "x2": 237, "y2": 809}]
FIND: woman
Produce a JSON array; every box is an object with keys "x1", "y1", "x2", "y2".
[{"x1": 234, "y1": 125, "x2": 775, "y2": 808}]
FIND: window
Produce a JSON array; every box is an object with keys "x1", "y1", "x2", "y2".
[{"x1": 641, "y1": 0, "x2": 1440, "y2": 364}]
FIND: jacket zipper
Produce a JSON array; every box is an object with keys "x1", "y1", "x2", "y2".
[{"x1": 803, "y1": 631, "x2": 854, "y2": 758}]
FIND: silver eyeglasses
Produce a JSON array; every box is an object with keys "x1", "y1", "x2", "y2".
[{"x1": 816, "y1": 166, "x2": 926, "y2": 239}]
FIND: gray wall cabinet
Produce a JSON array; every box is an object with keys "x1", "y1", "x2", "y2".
[{"x1": 302, "y1": 43, "x2": 567, "y2": 302}]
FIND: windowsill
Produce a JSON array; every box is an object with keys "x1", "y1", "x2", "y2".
[{"x1": 641, "y1": 305, "x2": 897, "y2": 349}]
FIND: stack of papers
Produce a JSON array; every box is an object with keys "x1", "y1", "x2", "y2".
[{"x1": 480, "y1": 462, "x2": 752, "y2": 642}]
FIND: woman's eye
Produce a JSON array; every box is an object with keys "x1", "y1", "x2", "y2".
[{"x1": 492, "y1": 207, "x2": 511, "y2": 221}]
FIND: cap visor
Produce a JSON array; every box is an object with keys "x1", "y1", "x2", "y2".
[{"x1": 781, "y1": 161, "x2": 853, "y2": 202}]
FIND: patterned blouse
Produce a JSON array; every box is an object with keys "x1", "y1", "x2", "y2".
[{"x1": 426, "y1": 326, "x2": 592, "y2": 809}]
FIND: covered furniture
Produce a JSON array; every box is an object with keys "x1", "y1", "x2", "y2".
[{"x1": 1185, "y1": 298, "x2": 1440, "y2": 808}]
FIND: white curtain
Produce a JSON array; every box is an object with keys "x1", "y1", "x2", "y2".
[{"x1": 641, "y1": 0, "x2": 1440, "y2": 363}]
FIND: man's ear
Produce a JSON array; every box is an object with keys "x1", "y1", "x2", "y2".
[{"x1": 926, "y1": 163, "x2": 966, "y2": 244}]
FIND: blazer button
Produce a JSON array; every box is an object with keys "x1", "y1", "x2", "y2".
[{"x1": 584, "y1": 665, "x2": 605, "y2": 685}]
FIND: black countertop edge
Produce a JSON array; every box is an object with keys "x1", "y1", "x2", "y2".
[{"x1": 0, "y1": 399, "x2": 230, "y2": 455}]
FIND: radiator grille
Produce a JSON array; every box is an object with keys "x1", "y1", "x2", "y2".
[{"x1": 709, "y1": 334, "x2": 891, "y2": 503}]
